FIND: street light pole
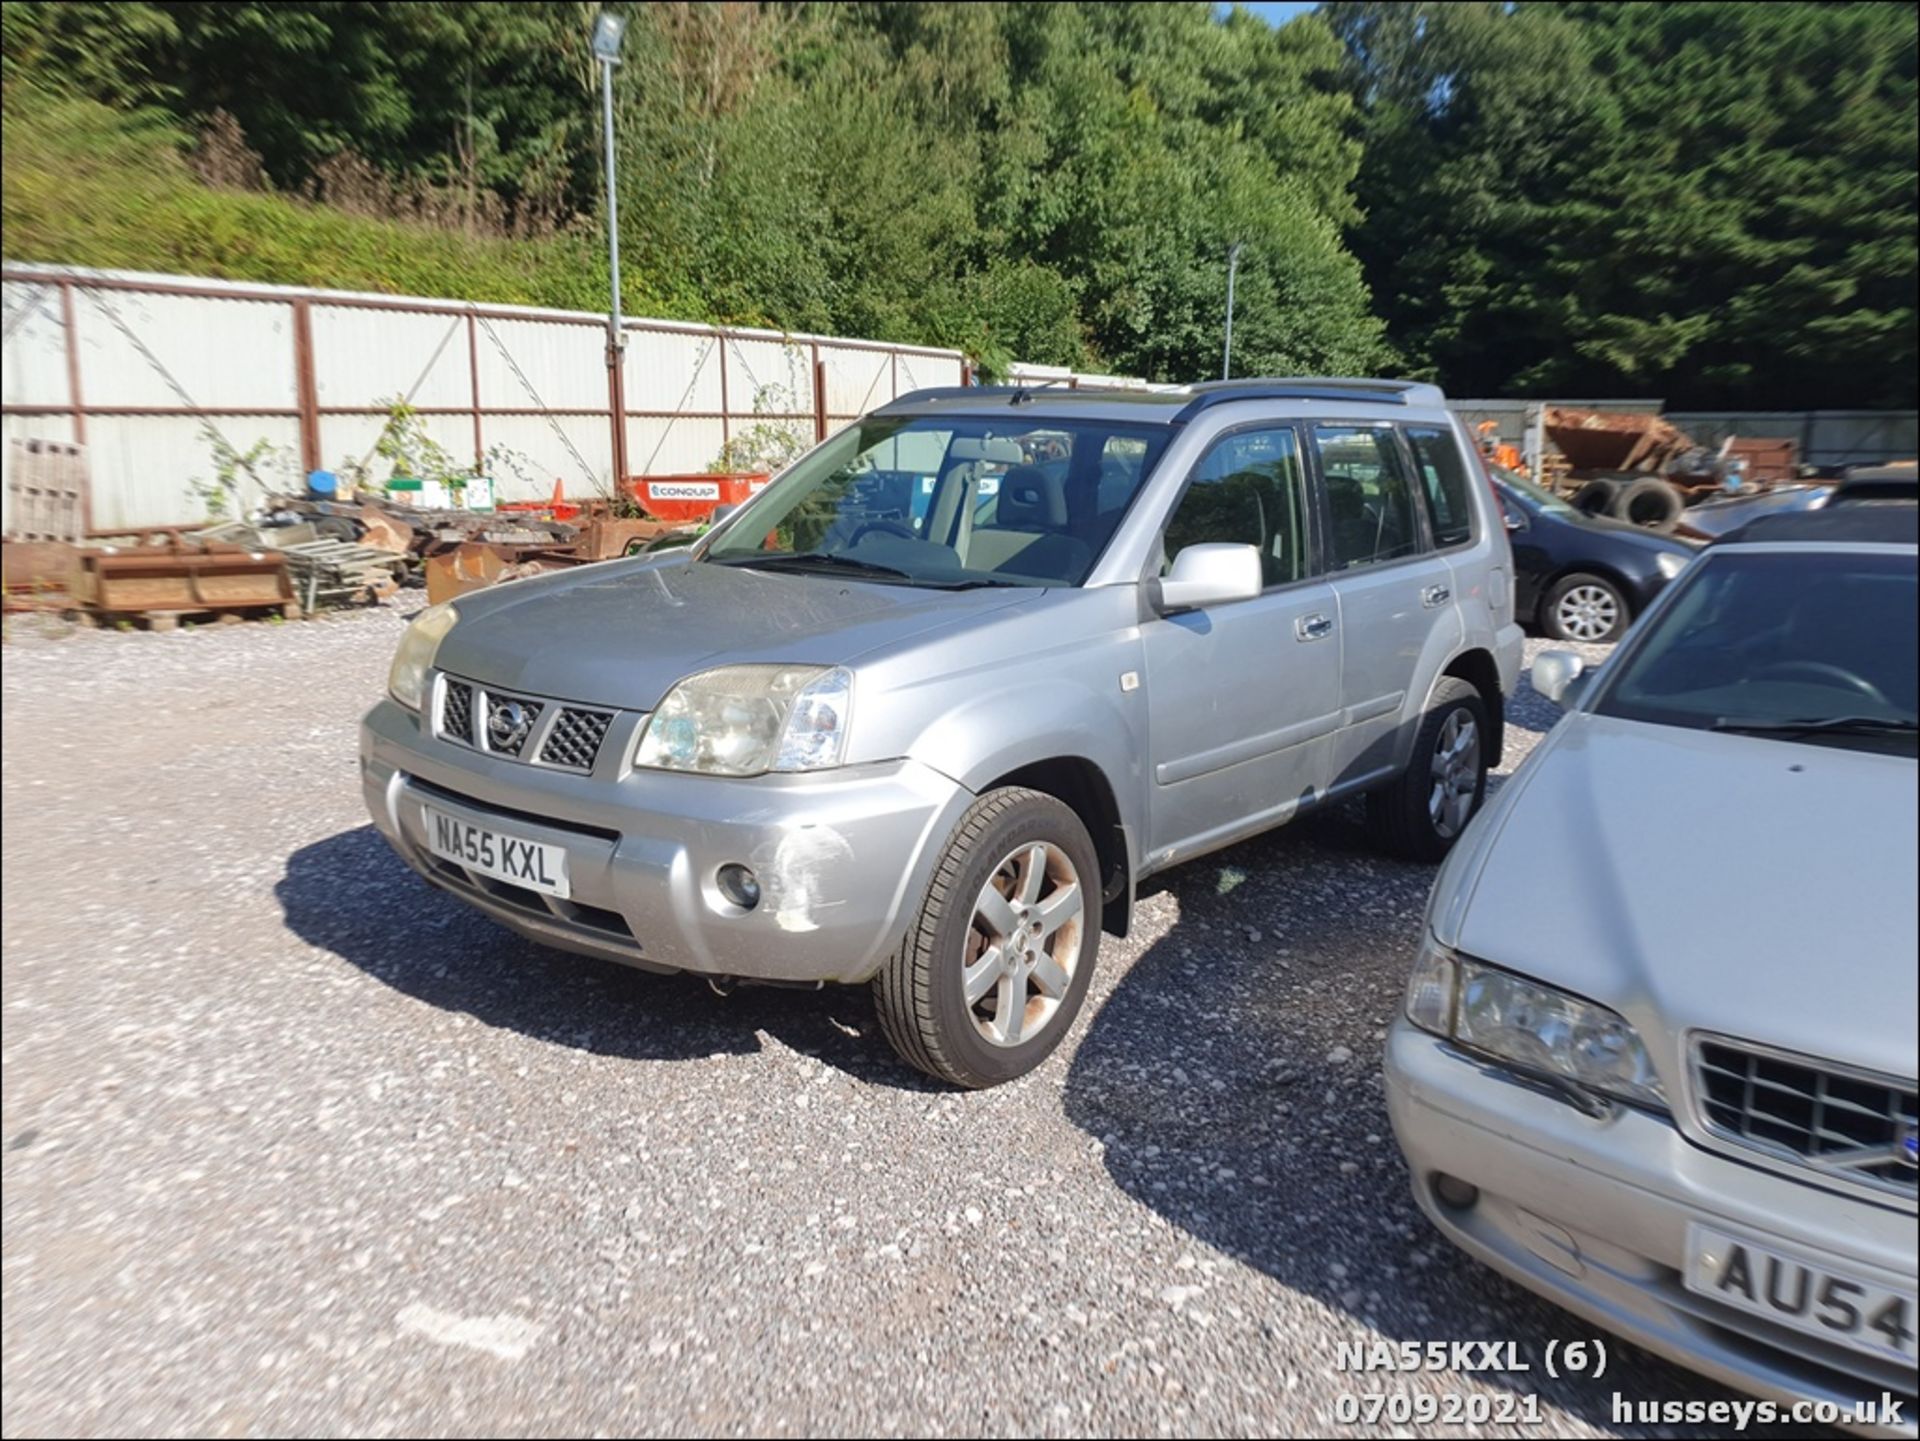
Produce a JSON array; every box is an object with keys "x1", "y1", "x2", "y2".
[
  {"x1": 1222, "y1": 241, "x2": 1243, "y2": 381},
  {"x1": 593, "y1": 12, "x2": 629, "y2": 489}
]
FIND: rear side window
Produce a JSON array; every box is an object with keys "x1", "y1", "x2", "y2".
[
  {"x1": 1162, "y1": 427, "x2": 1310, "y2": 587},
  {"x1": 1405, "y1": 426, "x2": 1476, "y2": 547},
  {"x1": 1312, "y1": 426, "x2": 1424, "y2": 570}
]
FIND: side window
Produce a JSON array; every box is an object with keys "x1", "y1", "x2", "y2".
[
  {"x1": 1162, "y1": 427, "x2": 1309, "y2": 588},
  {"x1": 1405, "y1": 425, "x2": 1476, "y2": 547},
  {"x1": 1312, "y1": 425, "x2": 1424, "y2": 571}
]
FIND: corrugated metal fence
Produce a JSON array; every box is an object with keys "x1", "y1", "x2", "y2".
[
  {"x1": 1, "y1": 264, "x2": 969, "y2": 532},
  {"x1": 1664, "y1": 411, "x2": 1919, "y2": 469},
  {"x1": 1453, "y1": 398, "x2": 1918, "y2": 472}
]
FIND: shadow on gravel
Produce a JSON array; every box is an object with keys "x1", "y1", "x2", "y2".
[
  {"x1": 1059, "y1": 804, "x2": 1764, "y2": 1439},
  {"x1": 277, "y1": 826, "x2": 935, "y2": 1090}
]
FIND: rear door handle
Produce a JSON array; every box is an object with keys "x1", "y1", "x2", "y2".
[
  {"x1": 1296, "y1": 613, "x2": 1334, "y2": 641},
  {"x1": 1422, "y1": 584, "x2": 1451, "y2": 608}
]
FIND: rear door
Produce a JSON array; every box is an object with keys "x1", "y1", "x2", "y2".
[
  {"x1": 1310, "y1": 423, "x2": 1460, "y2": 788},
  {"x1": 1140, "y1": 424, "x2": 1341, "y2": 860}
]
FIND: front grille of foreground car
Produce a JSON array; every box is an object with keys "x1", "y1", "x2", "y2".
[
  {"x1": 435, "y1": 675, "x2": 617, "y2": 773},
  {"x1": 538, "y1": 706, "x2": 615, "y2": 771},
  {"x1": 1692, "y1": 1037, "x2": 1918, "y2": 1200}
]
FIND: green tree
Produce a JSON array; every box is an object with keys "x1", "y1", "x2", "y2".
[{"x1": 1332, "y1": 0, "x2": 1918, "y2": 408}]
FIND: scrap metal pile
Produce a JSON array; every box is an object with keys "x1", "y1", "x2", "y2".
[
  {"x1": 1, "y1": 491, "x2": 695, "y2": 627},
  {"x1": 1540, "y1": 406, "x2": 1802, "y2": 533}
]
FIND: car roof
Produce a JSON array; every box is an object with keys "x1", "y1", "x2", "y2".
[
  {"x1": 873, "y1": 377, "x2": 1455, "y2": 428},
  {"x1": 1715, "y1": 504, "x2": 1918, "y2": 548}
]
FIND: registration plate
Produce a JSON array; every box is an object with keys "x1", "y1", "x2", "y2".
[
  {"x1": 424, "y1": 808, "x2": 570, "y2": 899},
  {"x1": 1685, "y1": 1224, "x2": 1917, "y2": 1365}
]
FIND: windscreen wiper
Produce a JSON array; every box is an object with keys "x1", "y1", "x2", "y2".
[
  {"x1": 713, "y1": 551, "x2": 913, "y2": 581},
  {"x1": 1710, "y1": 715, "x2": 1918, "y2": 737}
]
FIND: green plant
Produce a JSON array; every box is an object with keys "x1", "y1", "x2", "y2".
[
  {"x1": 188, "y1": 426, "x2": 291, "y2": 519},
  {"x1": 709, "y1": 384, "x2": 810, "y2": 476},
  {"x1": 336, "y1": 397, "x2": 539, "y2": 501}
]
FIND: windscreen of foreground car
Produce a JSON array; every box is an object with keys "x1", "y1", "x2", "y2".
[
  {"x1": 702, "y1": 414, "x2": 1171, "y2": 588},
  {"x1": 1595, "y1": 549, "x2": 1918, "y2": 754}
]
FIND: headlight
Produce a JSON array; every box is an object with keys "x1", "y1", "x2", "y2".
[
  {"x1": 1404, "y1": 938, "x2": 1665, "y2": 1110},
  {"x1": 388, "y1": 602, "x2": 459, "y2": 711},
  {"x1": 1655, "y1": 550, "x2": 1689, "y2": 581},
  {"x1": 635, "y1": 664, "x2": 852, "y2": 776}
]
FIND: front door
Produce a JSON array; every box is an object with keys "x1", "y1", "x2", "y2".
[{"x1": 1141, "y1": 425, "x2": 1342, "y2": 864}]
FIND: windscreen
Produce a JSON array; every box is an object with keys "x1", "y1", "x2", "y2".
[
  {"x1": 703, "y1": 414, "x2": 1171, "y2": 589},
  {"x1": 1595, "y1": 548, "x2": 1917, "y2": 754}
]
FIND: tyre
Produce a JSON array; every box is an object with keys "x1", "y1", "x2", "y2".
[
  {"x1": 1542, "y1": 570, "x2": 1628, "y2": 643},
  {"x1": 873, "y1": 787, "x2": 1100, "y2": 1089},
  {"x1": 1365, "y1": 678, "x2": 1490, "y2": 863},
  {"x1": 314, "y1": 515, "x2": 360, "y2": 542},
  {"x1": 1613, "y1": 477, "x2": 1684, "y2": 533},
  {"x1": 1568, "y1": 478, "x2": 1620, "y2": 517}
]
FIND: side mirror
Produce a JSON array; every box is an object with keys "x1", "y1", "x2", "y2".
[
  {"x1": 1155, "y1": 543, "x2": 1262, "y2": 614},
  {"x1": 1503, "y1": 510, "x2": 1526, "y2": 533},
  {"x1": 1531, "y1": 649, "x2": 1588, "y2": 707}
]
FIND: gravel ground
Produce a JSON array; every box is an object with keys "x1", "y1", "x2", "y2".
[{"x1": 3, "y1": 605, "x2": 1760, "y2": 1438}]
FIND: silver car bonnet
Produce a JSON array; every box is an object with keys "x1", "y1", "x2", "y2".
[
  {"x1": 1453, "y1": 711, "x2": 1918, "y2": 1085},
  {"x1": 431, "y1": 553, "x2": 1036, "y2": 711}
]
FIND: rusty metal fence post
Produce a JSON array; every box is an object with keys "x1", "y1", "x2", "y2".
[
  {"x1": 291, "y1": 298, "x2": 321, "y2": 475},
  {"x1": 466, "y1": 311, "x2": 483, "y2": 470},
  {"x1": 57, "y1": 279, "x2": 91, "y2": 533}
]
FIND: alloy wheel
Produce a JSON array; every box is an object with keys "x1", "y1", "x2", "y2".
[
  {"x1": 963, "y1": 842, "x2": 1084, "y2": 1048},
  {"x1": 1428, "y1": 710, "x2": 1481, "y2": 839},
  {"x1": 1555, "y1": 584, "x2": 1619, "y2": 641}
]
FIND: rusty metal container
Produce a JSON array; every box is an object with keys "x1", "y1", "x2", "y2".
[
  {"x1": 1542, "y1": 407, "x2": 1694, "y2": 475},
  {"x1": 72, "y1": 538, "x2": 294, "y2": 619}
]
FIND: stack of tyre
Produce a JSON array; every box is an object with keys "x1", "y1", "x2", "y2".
[{"x1": 1567, "y1": 471, "x2": 1687, "y2": 533}]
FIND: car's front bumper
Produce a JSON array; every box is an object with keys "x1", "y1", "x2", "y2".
[
  {"x1": 1385, "y1": 1019, "x2": 1917, "y2": 1437},
  {"x1": 360, "y1": 697, "x2": 973, "y2": 984}
]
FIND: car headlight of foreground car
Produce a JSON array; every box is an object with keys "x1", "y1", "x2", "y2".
[
  {"x1": 1655, "y1": 550, "x2": 1689, "y2": 581},
  {"x1": 388, "y1": 602, "x2": 459, "y2": 711},
  {"x1": 1405, "y1": 937, "x2": 1666, "y2": 1111},
  {"x1": 636, "y1": 664, "x2": 852, "y2": 776}
]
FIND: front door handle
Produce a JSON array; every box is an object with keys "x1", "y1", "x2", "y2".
[
  {"x1": 1422, "y1": 584, "x2": 1452, "y2": 608},
  {"x1": 1296, "y1": 613, "x2": 1334, "y2": 641}
]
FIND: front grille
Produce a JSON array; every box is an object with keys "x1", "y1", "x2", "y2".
[
  {"x1": 441, "y1": 679, "x2": 474, "y2": 746},
  {"x1": 540, "y1": 708, "x2": 614, "y2": 771},
  {"x1": 435, "y1": 674, "x2": 622, "y2": 771},
  {"x1": 1693, "y1": 1037, "x2": 1918, "y2": 1199},
  {"x1": 482, "y1": 693, "x2": 544, "y2": 758}
]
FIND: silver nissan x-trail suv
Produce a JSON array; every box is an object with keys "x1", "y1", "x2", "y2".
[{"x1": 362, "y1": 378, "x2": 1525, "y2": 1086}]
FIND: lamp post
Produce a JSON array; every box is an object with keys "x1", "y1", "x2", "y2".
[
  {"x1": 593, "y1": 11, "x2": 629, "y2": 488},
  {"x1": 1222, "y1": 241, "x2": 1243, "y2": 381}
]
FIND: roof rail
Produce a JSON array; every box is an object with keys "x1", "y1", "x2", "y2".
[
  {"x1": 1173, "y1": 376, "x2": 1446, "y2": 423},
  {"x1": 882, "y1": 379, "x2": 1090, "y2": 411},
  {"x1": 882, "y1": 385, "x2": 1015, "y2": 408}
]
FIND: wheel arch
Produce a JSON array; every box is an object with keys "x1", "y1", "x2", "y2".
[
  {"x1": 1433, "y1": 647, "x2": 1505, "y2": 764},
  {"x1": 977, "y1": 755, "x2": 1133, "y2": 937}
]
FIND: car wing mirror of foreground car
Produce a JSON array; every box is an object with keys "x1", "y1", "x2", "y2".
[
  {"x1": 1532, "y1": 649, "x2": 1589, "y2": 707},
  {"x1": 1153, "y1": 543, "x2": 1263, "y2": 614}
]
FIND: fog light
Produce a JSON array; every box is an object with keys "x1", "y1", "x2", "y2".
[
  {"x1": 716, "y1": 863, "x2": 760, "y2": 910},
  {"x1": 1433, "y1": 1173, "x2": 1480, "y2": 1210}
]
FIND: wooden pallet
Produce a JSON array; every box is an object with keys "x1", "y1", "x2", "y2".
[{"x1": 76, "y1": 601, "x2": 300, "y2": 631}]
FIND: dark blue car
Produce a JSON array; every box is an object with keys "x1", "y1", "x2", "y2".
[{"x1": 1494, "y1": 468, "x2": 1695, "y2": 643}]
